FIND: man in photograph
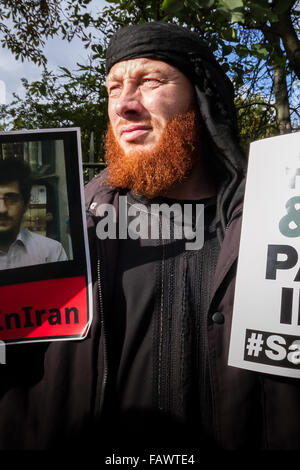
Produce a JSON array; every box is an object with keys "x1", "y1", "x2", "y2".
[{"x1": 0, "y1": 158, "x2": 67, "y2": 269}]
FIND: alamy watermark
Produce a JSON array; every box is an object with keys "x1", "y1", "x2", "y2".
[{"x1": 95, "y1": 195, "x2": 205, "y2": 250}]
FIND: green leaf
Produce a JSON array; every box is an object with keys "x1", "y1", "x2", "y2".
[
  {"x1": 222, "y1": 43, "x2": 233, "y2": 55},
  {"x1": 235, "y1": 44, "x2": 250, "y2": 57},
  {"x1": 249, "y1": 3, "x2": 278, "y2": 23},
  {"x1": 230, "y1": 11, "x2": 245, "y2": 22},
  {"x1": 39, "y1": 83, "x2": 47, "y2": 96},
  {"x1": 251, "y1": 43, "x2": 269, "y2": 58},
  {"x1": 220, "y1": 27, "x2": 238, "y2": 41},
  {"x1": 220, "y1": 0, "x2": 244, "y2": 10},
  {"x1": 217, "y1": 0, "x2": 246, "y2": 22},
  {"x1": 194, "y1": 0, "x2": 215, "y2": 7},
  {"x1": 221, "y1": 62, "x2": 230, "y2": 72},
  {"x1": 162, "y1": 0, "x2": 185, "y2": 14}
]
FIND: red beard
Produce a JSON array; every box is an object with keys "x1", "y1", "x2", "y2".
[{"x1": 104, "y1": 110, "x2": 202, "y2": 199}]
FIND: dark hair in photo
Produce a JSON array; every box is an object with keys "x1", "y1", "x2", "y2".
[{"x1": 0, "y1": 158, "x2": 33, "y2": 204}]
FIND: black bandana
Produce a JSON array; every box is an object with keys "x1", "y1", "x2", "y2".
[
  {"x1": 106, "y1": 22, "x2": 246, "y2": 239},
  {"x1": 107, "y1": 22, "x2": 218, "y2": 77}
]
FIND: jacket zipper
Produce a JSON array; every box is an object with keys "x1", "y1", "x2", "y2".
[
  {"x1": 97, "y1": 246, "x2": 108, "y2": 414},
  {"x1": 157, "y1": 242, "x2": 166, "y2": 410},
  {"x1": 86, "y1": 207, "x2": 109, "y2": 414}
]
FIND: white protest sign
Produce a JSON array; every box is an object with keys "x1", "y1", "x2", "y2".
[{"x1": 228, "y1": 132, "x2": 300, "y2": 378}]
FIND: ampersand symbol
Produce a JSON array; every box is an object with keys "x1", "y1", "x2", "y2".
[{"x1": 279, "y1": 196, "x2": 300, "y2": 237}]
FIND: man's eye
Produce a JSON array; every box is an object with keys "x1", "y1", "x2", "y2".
[
  {"x1": 141, "y1": 78, "x2": 160, "y2": 86},
  {"x1": 108, "y1": 85, "x2": 121, "y2": 96},
  {"x1": 3, "y1": 193, "x2": 21, "y2": 205}
]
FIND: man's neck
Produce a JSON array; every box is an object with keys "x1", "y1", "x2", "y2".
[
  {"x1": 0, "y1": 230, "x2": 19, "y2": 253},
  {"x1": 163, "y1": 158, "x2": 215, "y2": 200}
]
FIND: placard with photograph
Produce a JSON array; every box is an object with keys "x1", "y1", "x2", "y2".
[{"x1": 0, "y1": 128, "x2": 92, "y2": 344}]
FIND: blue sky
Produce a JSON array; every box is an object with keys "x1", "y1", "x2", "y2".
[{"x1": 0, "y1": 0, "x2": 107, "y2": 105}]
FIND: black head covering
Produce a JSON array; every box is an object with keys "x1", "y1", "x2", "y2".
[{"x1": 106, "y1": 22, "x2": 246, "y2": 240}]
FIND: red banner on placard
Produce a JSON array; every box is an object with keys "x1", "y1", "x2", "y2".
[{"x1": 0, "y1": 276, "x2": 89, "y2": 343}]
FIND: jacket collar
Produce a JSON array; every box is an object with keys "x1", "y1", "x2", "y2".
[
  {"x1": 209, "y1": 202, "x2": 242, "y2": 303},
  {"x1": 85, "y1": 174, "x2": 243, "y2": 315}
]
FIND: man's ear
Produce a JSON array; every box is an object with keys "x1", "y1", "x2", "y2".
[{"x1": 23, "y1": 201, "x2": 30, "y2": 215}]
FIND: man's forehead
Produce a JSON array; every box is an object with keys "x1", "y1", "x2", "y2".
[
  {"x1": 106, "y1": 57, "x2": 178, "y2": 83},
  {"x1": 0, "y1": 181, "x2": 21, "y2": 193}
]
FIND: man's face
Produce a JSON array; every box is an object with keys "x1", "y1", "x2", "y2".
[
  {"x1": 0, "y1": 181, "x2": 26, "y2": 238},
  {"x1": 106, "y1": 58, "x2": 196, "y2": 153}
]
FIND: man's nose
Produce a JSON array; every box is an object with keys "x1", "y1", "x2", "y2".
[
  {"x1": 115, "y1": 84, "x2": 144, "y2": 119},
  {"x1": 0, "y1": 198, "x2": 7, "y2": 213}
]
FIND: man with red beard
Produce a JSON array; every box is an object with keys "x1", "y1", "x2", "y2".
[{"x1": 84, "y1": 21, "x2": 300, "y2": 452}]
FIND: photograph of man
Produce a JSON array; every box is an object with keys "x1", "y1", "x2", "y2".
[{"x1": 0, "y1": 157, "x2": 67, "y2": 269}]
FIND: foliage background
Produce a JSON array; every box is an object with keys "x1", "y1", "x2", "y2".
[{"x1": 0, "y1": 0, "x2": 299, "y2": 176}]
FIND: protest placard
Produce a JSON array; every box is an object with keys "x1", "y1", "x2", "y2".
[
  {"x1": 0, "y1": 128, "x2": 92, "y2": 344},
  {"x1": 228, "y1": 132, "x2": 300, "y2": 378}
]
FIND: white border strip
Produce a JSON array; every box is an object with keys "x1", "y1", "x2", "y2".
[
  {"x1": 0, "y1": 127, "x2": 80, "y2": 136},
  {"x1": 76, "y1": 128, "x2": 93, "y2": 338}
]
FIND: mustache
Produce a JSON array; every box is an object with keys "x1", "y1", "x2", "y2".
[{"x1": 117, "y1": 120, "x2": 152, "y2": 130}]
